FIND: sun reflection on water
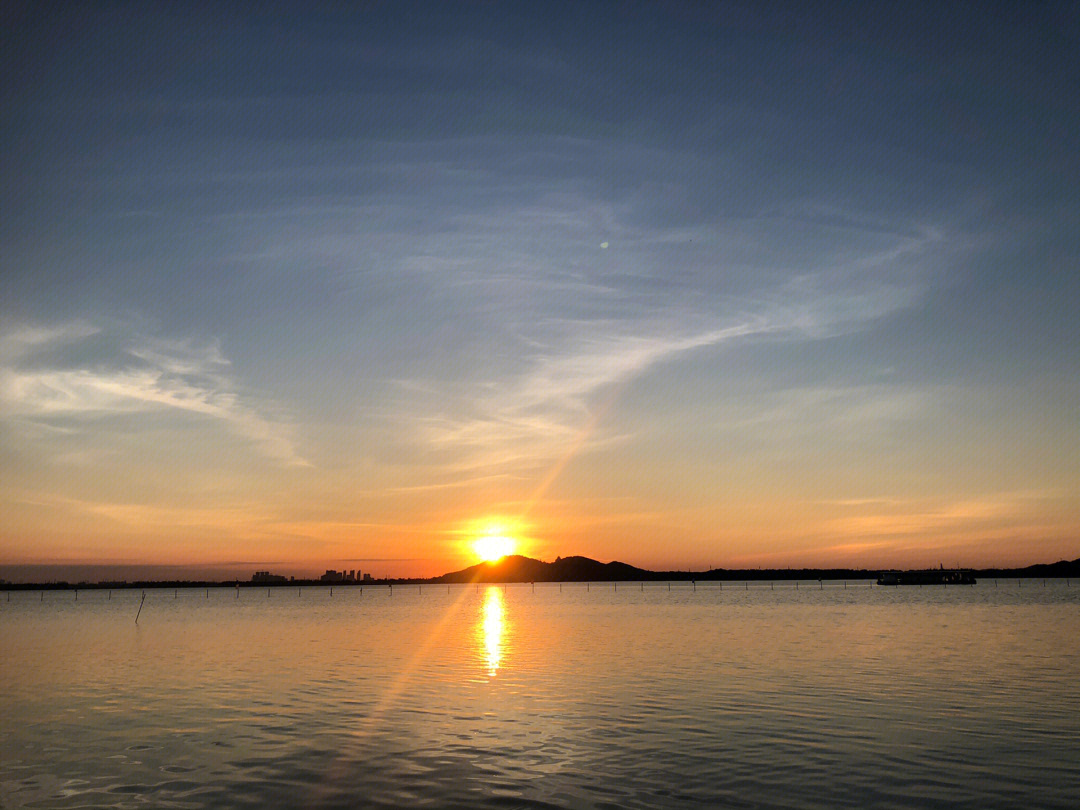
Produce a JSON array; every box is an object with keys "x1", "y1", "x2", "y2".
[{"x1": 480, "y1": 587, "x2": 504, "y2": 677}]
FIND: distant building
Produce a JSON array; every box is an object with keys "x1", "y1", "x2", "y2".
[
  {"x1": 362, "y1": 572, "x2": 373, "y2": 582},
  {"x1": 320, "y1": 568, "x2": 364, "y2": 583},
  {"x1": 252, "y1": 571, "x2": 287, "y2": 584}
]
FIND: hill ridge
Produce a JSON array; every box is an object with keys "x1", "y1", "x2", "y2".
[{"x1": 428, "y1": 554, "x2": 1080, "y2": 584}]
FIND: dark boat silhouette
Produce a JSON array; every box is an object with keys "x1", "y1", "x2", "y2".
[{"x1": 877, "y1": 568, "x2": 976, "y2": 586}]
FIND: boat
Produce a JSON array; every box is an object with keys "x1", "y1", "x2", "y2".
[{"x1": 877, "y1": 568, "x2": 976, "y2": 586}]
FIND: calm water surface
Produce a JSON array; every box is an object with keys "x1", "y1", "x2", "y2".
[{"x1": 2, "y1": 581, "x2": 1078, "y2": 809}]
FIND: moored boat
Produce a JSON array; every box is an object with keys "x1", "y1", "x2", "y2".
[{"x1": 877, "y1": 569, "x2": 976, "y2": 586}]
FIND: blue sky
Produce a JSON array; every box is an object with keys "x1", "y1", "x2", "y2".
[{"x1": 2, "y1": 1, "x2": 1078, "y2": 578}]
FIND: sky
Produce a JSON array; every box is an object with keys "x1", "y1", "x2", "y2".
[{"x1": 2, "y1": 1, "x2": 1078, "y2": 580}]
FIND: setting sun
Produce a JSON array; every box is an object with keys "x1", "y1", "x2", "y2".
[{"x1": 473, "y1": 534, "x2": 516, "y2": 563}]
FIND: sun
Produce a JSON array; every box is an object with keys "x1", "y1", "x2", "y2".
[{"x1": 473, "y1": 534, "x2": 516, "y2": 563}]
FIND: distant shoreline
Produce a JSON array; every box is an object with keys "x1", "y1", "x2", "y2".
[{"x1": 3, "y1": 555, "x2": 1077, "y2": 590}]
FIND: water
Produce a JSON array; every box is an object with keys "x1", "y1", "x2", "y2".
[{"x1": 2, "y1": 581, "x2": 1078, "y2": 809}]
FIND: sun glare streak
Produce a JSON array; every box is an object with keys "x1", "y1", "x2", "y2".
[
  {"x1": 518, "y1": 377, "x2": 631, "y2": 524},
  {"x1": 480, "y1": 587, "x2": 504, "y2": 677}
]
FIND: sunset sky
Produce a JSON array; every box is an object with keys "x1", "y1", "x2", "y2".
[{"x1": 2, "y1": 2, "x2": 1078, "y2": 580}]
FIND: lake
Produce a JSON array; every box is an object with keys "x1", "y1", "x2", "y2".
[{"x1": 2, "y1": 580, "x2": 1078, "y2": 808}]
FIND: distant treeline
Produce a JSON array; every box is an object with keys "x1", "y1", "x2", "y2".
[
  {"x1": 3, "y1": 555, "x2": 1078, "y2": 589},
  {"x1": 0, "y1": 579, "x2": 383, "y2": 591},
  {"x1": 426, "y1": 554, "x2": 1080, "y2": 585}
]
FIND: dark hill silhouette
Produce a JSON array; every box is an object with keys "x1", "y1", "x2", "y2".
[
  {"x1": 429, "y1": 554, "x2": 893, "y2": 583},
  {"x1": 4, "y1": 556, "x2": 1077, "y2": 589},
  {"x1": 978, "y1": 557, "x2": 1080, "y2": 578},
  {"x1": 426, "y1": 554, "x2": 1080, "y2": 585},
  {"x1": 432, "y1": 554, "x2": 653, "y2": 583}
]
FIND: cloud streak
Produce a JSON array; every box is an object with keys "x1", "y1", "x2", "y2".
[
  {"x1": 0, "y1": 324, "x2": 307, "y2": 466},
  {"x1": 413, "y1": 263, "x2": 929, "y2": 475}
]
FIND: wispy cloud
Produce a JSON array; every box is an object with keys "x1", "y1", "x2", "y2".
[
  {"x1": 0, "y1": 323, "x2": 307, "y2": 466},
  {"x1": 304, "y1": 145, "x2": 955, "y2": 481},
  {"x1": 823, "y1": 490, "x2": 1068, "y2": 541},
  {"x1": 4, "y1": 486, "x2": 276, "y2": 535},
  {"x1": 412, "y1": 273, "x2": 928, "y2": 475}
]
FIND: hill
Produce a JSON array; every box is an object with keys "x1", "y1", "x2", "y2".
[
  {"x1": 431, "y1": 555, "x2": 652, "y2": 583},
  {"x1": 427, "y1": 554, "x2": 1080, "y2": 584}
]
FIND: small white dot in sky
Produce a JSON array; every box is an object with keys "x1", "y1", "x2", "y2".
[{"x1": 600, "y1": 242, "x2": 609, "y2": 249}]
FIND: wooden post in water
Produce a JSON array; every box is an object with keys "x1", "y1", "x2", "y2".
[
  {"x1": 135, "y1": 591, "x2": 145, "y2": 624},
  {"x1": 75, "y1": 589, "x2": 78, "y2": 600},
  {"x1": 796, "y1": 582, "x2": 799, "y2": 590},
  {"x1": 692, "y1": 581, "x2": 696, "y2": 592},
  {"x1": 614, "y1": 582, "x2": 617, "y2": 592}
]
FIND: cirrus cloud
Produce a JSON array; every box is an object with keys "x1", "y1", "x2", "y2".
[{"x1": 1, "y1": 323, "x2": 307, "y2": 467}]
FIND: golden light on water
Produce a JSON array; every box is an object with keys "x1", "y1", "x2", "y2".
[{"x1": 480, "y1": 587, "x2": 504, "y2": 677}]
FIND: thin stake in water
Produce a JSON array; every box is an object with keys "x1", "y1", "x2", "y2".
[{"x1": 135, "y1": 591, "x2": 146, "y2": 624}]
